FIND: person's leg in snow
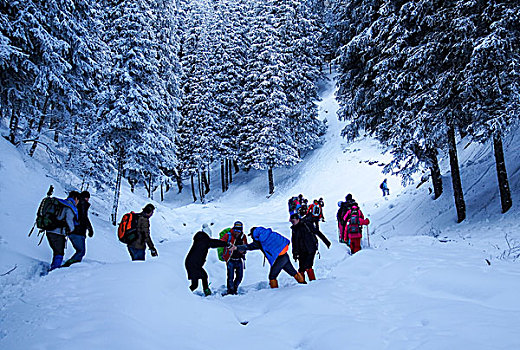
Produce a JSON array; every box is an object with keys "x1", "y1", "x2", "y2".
[
  {"x1": 46, "y1": 232, "x2": 66, "y2": 270},
  {"x1": 63, "y1": 234, "x2": 86, "y2": 267}
]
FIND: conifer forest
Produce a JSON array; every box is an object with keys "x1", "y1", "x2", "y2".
[{"x1": 1, "y1": 0, "x2": 519, "y2": 222}]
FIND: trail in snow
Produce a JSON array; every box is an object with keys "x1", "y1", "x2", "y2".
[{"x1": 1, "y1": 72, "x2": 520, "y2": 350}]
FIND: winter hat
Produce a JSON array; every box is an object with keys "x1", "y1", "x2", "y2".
[
  {"x1": 345, "y1": 194, "x2": 353, "y2": 201},
  {"x1": 202, "y1": 223, "x2": 212, "y2": 235},
  {"x1": 290, "y1": 213, "x2": 300, "y2": 221},
  {"x1": 233, "y1": 221, "x2": 244, "y2": 231}
]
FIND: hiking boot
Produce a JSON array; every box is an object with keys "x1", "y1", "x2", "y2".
[
  {"x1": 269, "y1": 279, "x2": 279, "y2": 288},
  {"x1": 294, "y1": 272, "x2": 307, "y2": 284},
  {"x1": 203, "y1": 288, "x2": 212, "y2": 296},
  {"x1": 62, "y1": 258, "x2": 79, "y2": 268},
  {"x1": 306, "y1": 268, "x2": 316, "y2": 281}
]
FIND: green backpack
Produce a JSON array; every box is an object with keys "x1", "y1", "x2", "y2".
[{"x1": 217, "y1": 228, "x2": 232, "y2": 261}]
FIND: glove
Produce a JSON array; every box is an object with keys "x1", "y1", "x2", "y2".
[
  {"x1": 150, "y1": 248, "x2": 158, "y2": 257},
  {"x1": 293, "y1": 254, "x2": 298, "y2": 261},
  {"x1": 88, "y1": 229, "x2": 94, "y2": 238}
]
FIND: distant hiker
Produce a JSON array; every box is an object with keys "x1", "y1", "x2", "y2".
[
  {"x1": 288, "y1": 196, "x2": 301, "y2": 219},
  {"x1": 299, "y1": 198, "x2": 309, "y2": 218},
  {"x1": 126, "y1": 204, "x2": 158, "y2": 261},
  {"x1": 290, "y1": 214, "x2": 331, "y2": 282},
  {"x1": 45, "y1": 191, "x2": 80, "y2": 271},
  {"x1": 220, "y1": 221, "x2": 248, "y2": 295},
  {"x1": 185, "y1": 224, "x2": 235, "y2": 296},
  {"x1": 380, "y1": 179, "x2": 390, "y2": 196},
  {"x1": 63, "y1": 191, "x2": 94, "y2": 267},
  {"x1": 306, "y1": 199, "x2": 324, "y2": 230},
  {"x1": 342, "y1": 205, "x2": 370, "y2": 254},
  {"x1": 236, "y1": 227, "x2": 306, "y2": 288},
  {"x1": 336, "y1": 194, "x2": 358, "y2": 243}
]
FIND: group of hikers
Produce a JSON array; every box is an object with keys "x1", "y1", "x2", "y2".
[{"x1": 34, "y1": 189, "x2": 370, "y2": 297}]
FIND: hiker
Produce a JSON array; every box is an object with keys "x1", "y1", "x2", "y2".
[
  {"x1": 336, "y1": 194, "x2": 358, "y2": 243},
  {"x1": 63, "y1": 191, "x2": 94, "y2": 267},
  {"x1": 306, "y1": 199, "x2": 324, "y2": 230},
  {"x1": 185, "y1": 224, "x2": 235, "y2": 296},
  {"x1": 126, "y1": 203, "x2": 158, "y2": 261},
  {"x1": 299, "y1": 198, "x2": 309, "y2": 218},
  {"x1": 220, "y1": 221, "x2": 248, "y2": 295},
  {"x1": 380, "y1": 179, "x2": 390, "y2": 196},
  {"x1": 288, "y1": 196, "x2": 301, "y2": 219},
  {"x1": 45, "y1": 191, "x2": 80, "y2": 271},
  {"x1": 236, "y1": 227, "x2": 306, "y2": 288},
  {"x1": 290, "y1": 214, "x2": 331, "y2": 282},
  {"x1": 342, "y1": 205, "x2": 370, "y2": 254}
]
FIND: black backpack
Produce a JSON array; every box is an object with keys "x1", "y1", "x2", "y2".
[
  {"x1": 347, "y1": 208, "x2": 361, "y2": 234},
  {"x1": 36, "y1": 197, "x2": 66, "y2": 231}
]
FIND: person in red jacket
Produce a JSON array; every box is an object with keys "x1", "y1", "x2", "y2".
[
  {"x1": 342, "y1": 205, "x2": 370, "y2": 254},
  {"x1": 221, "y1": 221, "x2": 248, "y2": 295},
  {"x1": 306, "y1": 198, "x2": 325, "y2": 230}
]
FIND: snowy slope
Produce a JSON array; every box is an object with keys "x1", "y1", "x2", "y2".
[{"x1": 1, "y1": 74, "x2": 519, "y2": 350}]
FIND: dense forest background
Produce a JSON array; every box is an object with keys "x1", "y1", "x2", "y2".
[{"x1": 1, "y1": 0, "x2": 519, "y2": 222}]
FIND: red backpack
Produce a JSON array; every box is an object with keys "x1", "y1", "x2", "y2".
[{"x1": 118, "y1": 212, "x2": 140, "y2": 244}]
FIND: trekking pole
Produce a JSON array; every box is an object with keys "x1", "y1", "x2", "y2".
[
  {"x1": 28, "y1": 223, "x2": 36, "y2": 237},
  {"x1": 366, "y1": 225, "x2": 370, "y2": 248}
]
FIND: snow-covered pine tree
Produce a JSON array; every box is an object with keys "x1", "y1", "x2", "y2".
[
  {"x1": 94, "y1": 0, "x2": 178, "y2": 222},
  {"x1": 457, "y1": 0, "x2": 519, "y2": 213},
  {"x1": 177, "y1": 0, "x2": 218, "y2": 202},
  {"x1": 205, "y1": 0, "x2": 249, "y2": 193},
  {"x1": 279, "y1": 0, "x2": 326, "y2": 156},
  {"x1": 240, "y1": 0, "x2": 300, "y2": 194}
]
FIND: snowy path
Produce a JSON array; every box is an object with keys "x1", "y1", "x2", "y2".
[{"x1": 1, "y1": 73, "x2": 520, "y2": 350}]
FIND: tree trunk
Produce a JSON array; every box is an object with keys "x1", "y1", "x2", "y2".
[
  {"x1": 447, "y1": 120, "x2": 466, "y2": 223},
  {"x1": 148, "y1": 172, "x2": 153, "y2": 199},
  {"x1": 201, "y1": 170, "x2": 210, "y2": 195},
  {"x1": 221, "y1": 159, "x2": 226, "y2": 192},
  {"x1": 190, "y1": 174, "x2": 197, "y2": 202},
  {"x1": 427, "y1": 147, "x2": 443, "y2": 200},
  {"x1": 8, "y1": 108, "x2": 19, "y2": 144},
  {"x1": 160, "y1": 182, "x2": 164, "y2": 202},
  {"x1": 493, "y1": 132, "x2": 512, "y2": 213},
  {"x1": 268, "y1": 167, "x2": 275, "y2": 195},
  {"x1": 198, "y1": 171, "x2": 204, "y2": 202},
  {"x1": 175, "y1": 169, "x2": 183, "y2": 194},
  {"x1": 228, "y1": 158, "x2": 233, "y2": 184},
  {"x1": 29, "y1": 95, "x2": 51, "y2": 157},
  {"x1": 111, "y1": 151, "x2": 124, "y2": 226},
  {"x1": 225, "y1": 159, "x2": 229, "y2": 190}
]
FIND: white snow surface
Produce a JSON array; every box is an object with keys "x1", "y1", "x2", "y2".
[{"x1": 1, "y1": 75, "x2": 520, "y2": 350}]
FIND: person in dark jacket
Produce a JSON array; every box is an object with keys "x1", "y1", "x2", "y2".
[
  {"x1": 127, "y1": 204, "x2": 158, "y2": 261},
  {"x1": 290, "y1": 214, "x2": 331, "y2": 281},
  {"x1": 221, "y1": 221, "x2": 248, "y2": 295},
  {"x1": 337, "y1": 194, "x2": 358, "y2": 243},
  {"x1": 185, "y1": 224, "x2": 234, "y2": 296},
  {"x1": 46, "y1": 191, "x2": 80, "y2": 270},
  {"x1": 236, "y1": 227, "x2": 306, "y2": 289},
  {"x1": 63, "y1": 191, "x2": 94, "y2": 267}
]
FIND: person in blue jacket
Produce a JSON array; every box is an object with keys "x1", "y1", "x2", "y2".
[{"x1": 236, "y1": 227, "x2": 306, "y2": 288}]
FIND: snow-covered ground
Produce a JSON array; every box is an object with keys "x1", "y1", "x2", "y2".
[{"x1": 1, "y1": 74, "x2": 519, "y2": 350}]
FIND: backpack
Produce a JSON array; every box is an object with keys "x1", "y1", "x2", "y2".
[
  {"x1": 346, "y1": 208, "x2": 361, "y2": 234},
  {"x1": 289, "y1": 197, "x2": 298, "y2": 212},
  {"x1": 36, "y1": 197, "x2": 66, "y2": 231},
  {"x1": 380, "y1": 182, "x2": 384, "y2": 189},
  {"x1": 312, "y1": 204, "x2": 321, "y2": 217},
  {"x1": 217, "y1": 228, "x2": 232, "y2": 261},
  {"x1": 117, "y1": 212, "x2": 140, "y2": 244}
]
